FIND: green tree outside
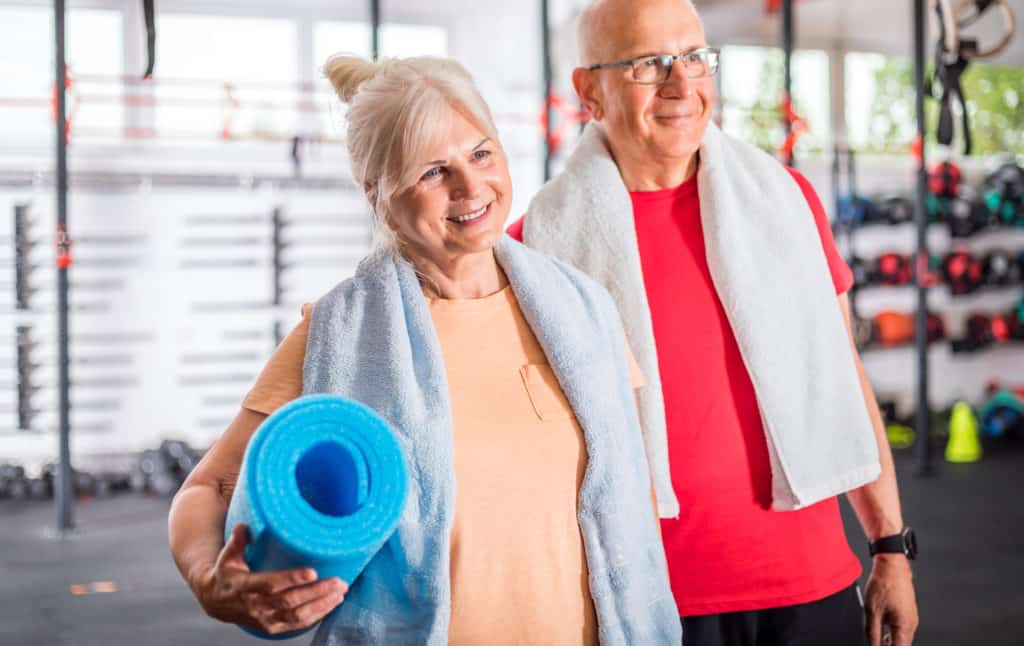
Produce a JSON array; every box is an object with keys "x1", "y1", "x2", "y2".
[{"x1": 862, "y1": 57, "x2": 1024, "y2": 155}]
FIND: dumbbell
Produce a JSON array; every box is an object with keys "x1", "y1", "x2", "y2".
[
  {"x1": 876, "y1": 253, "x2": 913, "y2": 286},
  {"x1": 28, "y1": 477, "x2": 50, "y2": 499},
  {"x1": 74, "y1": 470, "x2": 97, "y2": 498},
  {"x1": 0, "y1": 463, "x2": 29, "y2": 500},
  {"x1": 983, "y1": 250, "x2": 1022, "y2": 286},
  {"x1": 929, "y1": 160, "x2": 962, "y2": 198},
  {"x1": 877, "y1": 196, "x2": 914, "y2": 225},
  {"x1": 160, "y1": 439, "x2": 200, "y2": 481},
  {"x1": 942, "y1": 251, "x2": 985, "y2": 295}
]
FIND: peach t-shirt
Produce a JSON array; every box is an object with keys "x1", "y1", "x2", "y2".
[{"x1": 243, "y1": 287, "x2": 643, "y2": 646}]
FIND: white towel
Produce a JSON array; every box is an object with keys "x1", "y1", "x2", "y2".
[{"x1": 524, "y1": 121, "x2": 880, "y2": 513}]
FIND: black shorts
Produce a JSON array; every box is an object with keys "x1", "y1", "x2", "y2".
[{"x1": 680, "y1": 584, "x2": 867, "y2": 646}]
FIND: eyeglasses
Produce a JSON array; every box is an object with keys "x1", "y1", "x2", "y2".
[{"x1": 587, "y1": 47, "x2": 721, "y2": 84}]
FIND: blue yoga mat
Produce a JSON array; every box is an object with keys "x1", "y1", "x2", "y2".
[{"x1": 224, "y1": 394, "x2": 409, "y2": 640}]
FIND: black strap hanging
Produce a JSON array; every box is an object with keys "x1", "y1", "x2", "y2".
[
  {"x1": 931, "y1": 2, "x2": 972, "y2": 154},
  {"x1": 929, "y1": 0, "x2": 1016, "y2": 155},
  {"x1": 142, "y1": 0, "x2": 156, "y2": 79}
]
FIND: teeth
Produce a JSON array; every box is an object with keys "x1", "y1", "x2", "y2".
[{"x1": 449, "y1": 205, "x2": 487, "y2": 223}]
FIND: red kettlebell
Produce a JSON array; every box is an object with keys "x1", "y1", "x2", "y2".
[{"x1": 929, "y1": 161, "x2": 962, "y2": 199}]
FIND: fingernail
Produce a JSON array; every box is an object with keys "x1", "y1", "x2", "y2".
[{"x1": 305, "y1": 569, "x2": 317, "y2": 581}]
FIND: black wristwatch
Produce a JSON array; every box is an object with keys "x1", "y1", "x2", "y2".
[{"x1": 868, "y1": 527, "x2": 917, "y2": 560}]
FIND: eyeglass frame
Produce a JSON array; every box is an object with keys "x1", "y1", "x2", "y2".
[{"x1": 586, "y1": 47, "x2": 721, "y2": 83}]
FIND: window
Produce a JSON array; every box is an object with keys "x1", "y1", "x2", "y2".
[
  {"x1": 847, "y1": 51, "x2": 1024, "y2": 155},
  {"x1": 313, "y1": 21, "x2": 448, "y2": 136},
  {"x1": 154, "y1": 15, "x2": 299, "y2": 142},
  {"x1": 720, "y1": 45, "x2": 831, "y2": 156},
  {"x1": 0, "y1": 7, "x2": 123, "y2": 144}
]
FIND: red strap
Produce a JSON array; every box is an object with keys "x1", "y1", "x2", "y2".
[
  {"x1": 778, "y1": 94, "x2": 807, "y2": 160},
  {"x1": 56, "y1": 224, "x2": 73, "y2": 269}
]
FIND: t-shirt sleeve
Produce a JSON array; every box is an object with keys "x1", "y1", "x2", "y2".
[
  {"x1": 506, "y1": 215, "x2": 526, "y2": 242},
  {"x1": 786, "y1": 168, "x2": 854, "y2": 295},
  {"x1": 241, "y1": 303, "x2": 313, "y2": 415}
]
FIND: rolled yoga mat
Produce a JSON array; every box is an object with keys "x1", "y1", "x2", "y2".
[{"x1": 224, "y1": 394, "x2": 409, "y2": 640}]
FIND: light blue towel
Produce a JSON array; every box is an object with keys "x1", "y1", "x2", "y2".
[
  {"x1": 303, "y1": 236, "x2": 681, "y2": 645},
  {"x1": 224, "y1": 394, "x2": 408, "y2": 641}
]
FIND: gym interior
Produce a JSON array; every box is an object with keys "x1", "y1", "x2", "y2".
[{"x1": 1, "y1": 1, "x2": 1023, "y2": 645}]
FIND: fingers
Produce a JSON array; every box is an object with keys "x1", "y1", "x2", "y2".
[
  {"x1": 246, "y1": 567, "x2": 319, "y2": 595},
  {"x1": 267, "y1": 577, "x2": 348, "y2": 612},
  {"x1": 866, "y1": 606, "x2": 883, "y2": 646},
  {"x1": 252, "y1": 578, "x2": 348, "y2": 635}
]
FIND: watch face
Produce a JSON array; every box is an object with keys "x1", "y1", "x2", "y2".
[{"x1": 902, "y1": 527, "x2": 918, "y2": 559}]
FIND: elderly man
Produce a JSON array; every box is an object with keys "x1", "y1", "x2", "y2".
[{"x1": 508, "y1": 1, "x2": 919, "y2": 645}]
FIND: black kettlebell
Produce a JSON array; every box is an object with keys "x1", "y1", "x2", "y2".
[
  {"x1": 983, "y1": 163, "x2": 1024, "y2": 226},
  {"x1": 878, "y1": 196, "x2": 914, "y2": 225},
  {"x1": 849, "y1": 256, "x2": 875, "y2": 287},
  {"x1": 947, "y1": 190, "x2": 989, "y2": 238},
  {"x1": 984, "y1": 250, "x2": 1021, "y2": 286}
]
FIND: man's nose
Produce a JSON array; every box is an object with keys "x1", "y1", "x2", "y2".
[{"x1": 658, "y1": 60, "x2": 691, "y2": 99}]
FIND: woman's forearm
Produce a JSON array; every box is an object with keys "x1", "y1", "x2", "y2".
[{"x1": 168, "y1": 483, "x2": 231, "y2": 593}]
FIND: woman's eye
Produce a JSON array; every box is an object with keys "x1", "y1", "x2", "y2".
[
  {"x1": 473, "y1": 150, "x2": 491, "y2": 160},
  {"x1": 421, "y1": 167, "x2": 442, "y2": 180}
]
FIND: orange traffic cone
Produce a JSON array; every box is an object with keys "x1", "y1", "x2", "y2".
[{"x1": 946, "y1": 401, "x2": 982, "y2": 463}]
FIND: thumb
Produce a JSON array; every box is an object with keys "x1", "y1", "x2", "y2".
[{"x1": 217, "y1": 523, "x2": 251, "y2": 570}]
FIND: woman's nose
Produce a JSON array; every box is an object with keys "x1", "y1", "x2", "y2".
[{"x1": 450, "y1": 168, "x2": 483, "y2": 202}]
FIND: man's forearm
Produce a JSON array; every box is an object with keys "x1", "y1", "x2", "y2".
[
  {"x1": 838, "y1": 294, "x2": 905, "y2": 541},
  {"x1": 845, "y1": 342, "x2": 905, "y2": 540}
]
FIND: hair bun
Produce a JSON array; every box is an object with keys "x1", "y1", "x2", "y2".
[{"x1": 323, "y1": 54, "x2": 380, "y2": 102}]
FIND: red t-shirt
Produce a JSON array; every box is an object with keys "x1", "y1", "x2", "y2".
[{"x1": 507, "y1": 168, "x2": 862, "y2": 616}]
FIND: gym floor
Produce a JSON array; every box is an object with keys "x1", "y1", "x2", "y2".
[{"x1": 1, "y1": 445, "x2": 1021, "y2": 646}]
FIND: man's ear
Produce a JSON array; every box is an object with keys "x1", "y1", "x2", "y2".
[{"x1": 572, "y1": 67, "x2": 604, "y2": 121}]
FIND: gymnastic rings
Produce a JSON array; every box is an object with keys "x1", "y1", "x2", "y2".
[{"x1": 933, "y1": 0, "x2": 1017, "y2": 61}]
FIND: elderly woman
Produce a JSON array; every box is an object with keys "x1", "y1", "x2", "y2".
[{"x1": 167, "y1": 55, "x2": 679, "y2": 645}]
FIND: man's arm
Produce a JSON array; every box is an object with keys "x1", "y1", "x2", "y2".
[{"x1": 838, "y1": 293, "x2": 919, "y2": 646}]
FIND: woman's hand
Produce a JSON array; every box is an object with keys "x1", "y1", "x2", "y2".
[{"x1": 193, "y1": 524, "x2": 349, "y2": 636}]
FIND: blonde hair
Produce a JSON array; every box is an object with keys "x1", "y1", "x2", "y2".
[{"x1": 323, "y1": 55, "x2": 500, "y2": 255}]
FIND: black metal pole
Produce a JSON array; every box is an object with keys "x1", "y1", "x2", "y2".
[
  {"x1": 913, "y1": 0, "x2": 933, "y2": 475},
  {"x1": 370, "y1": 0, "x2": 380, "y2": 61},
  {"x1": 782, "y1": 0, "x2": 795, "y2": 167},
  {"x1": 271, "y1": 207, "x2": 284, "y2": 346},
  {"x1": 54, "y1": 0, "x2": 75, "y2": 532},
  {"x1": 541, "y1": 0, "x2": 553, "y2": 182}
]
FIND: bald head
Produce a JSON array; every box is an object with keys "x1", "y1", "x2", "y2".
[{"x1": 577, "y1": 0, "x2": 703, "y2": 66}]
